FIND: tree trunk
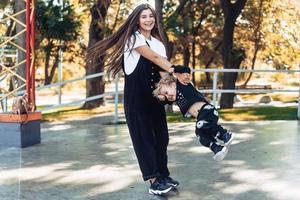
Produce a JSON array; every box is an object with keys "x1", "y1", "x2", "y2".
[
  {"x1": 156, "y1": 0, "x2": 189, "y2": 59},
  {"x1": 242, "y1": 45, "x2": 258, "y2": 87},
  {"x1": 82, "y1": 1, "x2": 110, "y2": 109},
  {"x1": 156, "y1": 0, "x2": 173, "y2": 112},
  {"x1": 15, "y1": 0, "x2": 26, "y2": 89},
  {"x1": 155, "y1": 0, "x2": 172, "y2": 59},
  {"x1": 220, "y1": 0, "x2": 247, "y2": 109},
  {"x1": 49, "y1": 53, "x2": 60, "y2": 84},
  {"x1": 192, "y1": 38, "x2": 196, "y2": 85},
  {"x1": 242, "y1": 0, "x2": 263, "y2": 87},
  {"x1": 183, "y1": 46, "x2": 190, "y2": 67},
  {"x1": 205, "y1": 41, "x2": 222, "y2": 84},
  {"x1": 44, "y1": 44, "x2": 51, "y2": 85}
]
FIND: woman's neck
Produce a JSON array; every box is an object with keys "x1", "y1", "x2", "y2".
[{"x1": 139, "y1": 29, "x2": 151, "y2": 40}]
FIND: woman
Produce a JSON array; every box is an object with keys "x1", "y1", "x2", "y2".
[{"x1": 87, "y1": 3, "x2": 190, "y2": 195}]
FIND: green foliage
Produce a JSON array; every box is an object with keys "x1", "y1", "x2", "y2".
[
  {"x1": 163, "y1": 0, "x2": 224, "y2": 69},
  {"x1": 167, "y1": 106, "x2": 298, "y2": 122},
  {"x1": 0, "y1": 0, "x2": 9, "y2": 9},
  {"x1": 262, "y1": 2, "x2": 300, "y2": 70},
  {"x1": 36, "y1": 0, "x2": 81, "y2": 52},
  {"x1": 35, "y1": 0, "x2": 82, "y2": 84},
  {"x1": 235, "y1": 0, "x2": 300, "y2": 70}
]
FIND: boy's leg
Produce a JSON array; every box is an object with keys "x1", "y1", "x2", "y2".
[
  {"x1": 196, "y1": 132, "x2": 228, "y2": 162},
  {"x1": 197, "y1": 132, "x2": 216, "y2": 148},
  {"x1": 196, "y1": 103, "x2": 233, "y2": 146}
]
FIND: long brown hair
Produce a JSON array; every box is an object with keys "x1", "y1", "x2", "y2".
[{"x1": 87, "y1": 3, "x2": 166, "y2": 77}]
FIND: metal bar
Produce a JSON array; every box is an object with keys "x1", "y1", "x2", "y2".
[
  {"x1": 194, "y1": 69, "x2": 300, "y2": 73},
  {"x1": 199, "y1": 89, "x2": 299, "y2": 93},
  {"x1": 1, "y1": 10, "x2": 27, "y2": 27},
  {"x1": 0, "y1": 54, "x2": 17, "y2": 58},
  {"x1": 31, "y1": 0, "x2": 36, "y2": 110},
  {"x1": 0, "y1": 29, "x2": 26, "y2": 48},
  {"x1": 0, "y1": 60, "x2": 26, "y2": 77},
  {"x1": 40, "y1": 92, "x2": 115, "y2": 112},
  {"x1": 1, "y1": 9, "x2": 26, "y2": 22},
  {"x1": 58, "y1": 48, "x2": 63, "y2": 105},
  {"x1": 35, "y1": 72, "x2": 105, "y2": 90},
  {"x1": 8, "y1": 40, "x2": 27, "y2": 52},
  {"x1": 212, "y1": 72, "x2": 218, "y2": 107},
  {"x1": 0, "y1": 72, "x2": 106, "y2": 98},
  {"x1": 114, "y1": 73, "x2": 119, "y2": 123},
  {"x1": 298, "y1": 74, "x2": 300, "y2": 120},
  {"x1": 3, "y1": 97, "x2": 7, "y2": 112},
  {"x1": 26, "y1": 0, "x2": 31, "y2": 101},
  {"x1": 0, "y1": 63, "x2": 27, "y2": 82},
  {"x1": 0, "y1": 83, "x2": 26, "y2": 101}
]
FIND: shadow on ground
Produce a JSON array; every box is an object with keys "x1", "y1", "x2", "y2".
[{"x1": 1, "y1": 115, "x2": 300, "y2": 200}]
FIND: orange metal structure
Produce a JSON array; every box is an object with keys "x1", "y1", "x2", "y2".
[{"x1": 0, "y1": 0, "x2": 36, "y2": 111}]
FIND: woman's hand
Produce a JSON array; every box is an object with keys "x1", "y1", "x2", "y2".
[
  {"x1": 171, "y1": 65, "x2": 191, "y2": 74},
  {"x1": 174, "y1": 72, "x2": 191, "y2": 85},
  {"x1": 157, "y1": 95, "x2": 166, "y2": 101}
]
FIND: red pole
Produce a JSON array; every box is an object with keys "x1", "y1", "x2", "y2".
[
  {"x1": 31, "y1": 0, "x2": 36, "y2": 111},
  {"x1": 26, "y1": 0, "x2": 31, "y2": 102}
]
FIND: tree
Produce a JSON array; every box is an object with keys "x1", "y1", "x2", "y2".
[
  {"x1": 36, "y1": 0, "x2": 81, "y2": 85},
  {"x1": 233, "y1": 0, "x2": 272, "y2": 87},
  {"x1": 219, "y1": 0, "x2": 247, "y2": 109},
  {"x1": 77, "y1": 0, "x2": 133, "y2": 109},
  {"x1": 261, "y1": 0, "x2": 300, "y2": 70},
  {"x1": 81, "y1": 0, "x2": 111, "y2": 109},
  {"x1": 163, "y1": 0, "x2": 223, "y2": 86},
  {"x1": 156, "y1": 0, "x2": 189, "y2": 112}
]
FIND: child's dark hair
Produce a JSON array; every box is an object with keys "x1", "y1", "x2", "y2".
[{"x1": 153, "y1": 75, "x2": 176, "y2": 98}]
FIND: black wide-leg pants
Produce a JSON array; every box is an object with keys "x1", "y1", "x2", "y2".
[{"x1": 125, "y1": 104, "x2": 170, "y2": 181}]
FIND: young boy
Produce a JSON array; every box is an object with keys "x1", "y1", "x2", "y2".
[{"x1": 153, "y1": 75, "x2": 234, "y2": 161}]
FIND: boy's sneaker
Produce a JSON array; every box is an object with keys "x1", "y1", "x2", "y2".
[
  {"x1": 160, "y1": 176, "x2": 180, "y2": 187},
  {"x1": 216, "y1": 131, "x2": 234, "y2": 147},
  {"x1": 149, "y1": 178, "x2": 173, "y2": 195},
  {"x1": 210, "y1": 143, "x2": 228, "y2": 162}
]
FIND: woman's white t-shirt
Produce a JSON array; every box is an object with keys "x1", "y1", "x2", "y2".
[{"x1": 123, "y1": 31, "x2": 167, "y2": 75}]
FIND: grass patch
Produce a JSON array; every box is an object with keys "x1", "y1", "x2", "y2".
[
  {"x1": 42, "y1": 105, "x2": 298, "y2": 123},
  {"x1": 42, "y1": 104, "x2": 122, "y2": 122},
  {"x1": 167, "y1": 106, "x2": 298, "y2": 122},
  {"x1": 219, "y1": 106, "x2": 297, "y2": 121},
  {"x1": 239, "y1": 94, "x2": 298, "y2": 103}
]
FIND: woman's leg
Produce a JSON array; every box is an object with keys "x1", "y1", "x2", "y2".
[
  {"x1": 125, "y1": 111, "x2": 160, "y2": 181},
  {"x1": 152, "y1": 107, "x2": 170, "y2": 177}
]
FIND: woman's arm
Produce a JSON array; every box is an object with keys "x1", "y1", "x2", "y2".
[
  {"x1": 135, "y1": 45, "x2": 173, "y2": 72},
  {"x1": 135, "y1": 45, "x2": 191, "y2": 84}
]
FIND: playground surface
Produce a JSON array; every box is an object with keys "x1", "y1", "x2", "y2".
[{"x1": 1, "y1": 113, "x2": 300, "y2": 200}]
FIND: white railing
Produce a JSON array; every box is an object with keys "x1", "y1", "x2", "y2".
[
  {"x1": 0, "y1": 71, "x2": 121, "y2": 123},
  {"x1": 1, "y1": 68, "x2": 299, "y2": 122},
  {"x1": 194, "y1": 68, "x2": 300, "y2": 119}
]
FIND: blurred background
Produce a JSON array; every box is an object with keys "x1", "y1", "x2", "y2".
[{"x1": 0, "y1": 0, "x2": 299, "y2": 121}]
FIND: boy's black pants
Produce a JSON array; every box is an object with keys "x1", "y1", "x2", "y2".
[{"x1": 195, "y1": 103, "x2": 227, "y2": 147}]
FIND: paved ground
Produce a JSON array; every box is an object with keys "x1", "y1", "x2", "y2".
[{"x1": 1, "y1": 115, "x2": 300, "y2": 200}]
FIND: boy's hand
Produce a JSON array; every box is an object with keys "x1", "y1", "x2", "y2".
[
  {"x1": 157, "y1": 95, "x2": 166, "y2": 101},
  {"x1": 171, "y1": 65, "x2": 191, "y2": 74},
  {"x1": 175, "y1": 72, "x2": 191, "y2": 85}
]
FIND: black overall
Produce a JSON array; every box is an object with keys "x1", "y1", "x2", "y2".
[{"x1": 123, "y1": 51, "x2": 170, "y2": 181}]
